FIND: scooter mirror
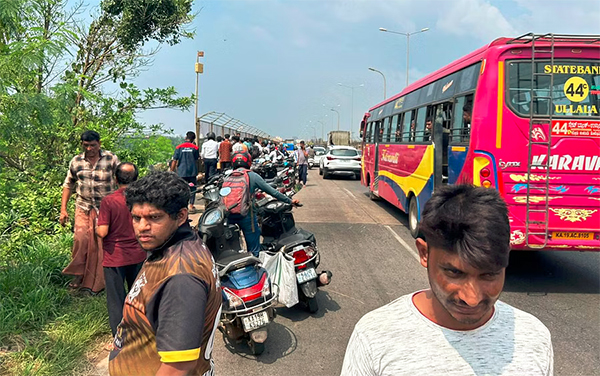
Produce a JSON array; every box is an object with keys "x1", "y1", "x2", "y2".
[{"x1": 219, "y1": 187, "x2": 232, "y2": 197}]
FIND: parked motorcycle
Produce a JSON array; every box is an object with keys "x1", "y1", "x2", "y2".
[
  {"x1": 198, "y1": 187, "x2": 277, "y2": 355},
  {"x1": 257, "y1": 191, "x2": 327, "y2": 313}
]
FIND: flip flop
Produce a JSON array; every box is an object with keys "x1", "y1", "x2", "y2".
[{"x1": 317, "y1": 270, "x2": 333, "y2": 287}]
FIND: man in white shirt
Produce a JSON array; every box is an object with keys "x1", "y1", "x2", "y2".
[
  {"x1": 201, "y1": 132, "x2": 219, "y2": 180},
  {"x1": 341, "y1": 185, "x2": 553, "y2": 376}
]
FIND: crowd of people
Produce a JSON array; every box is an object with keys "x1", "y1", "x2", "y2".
[{"x1": 58, "y1": 130, "x2": 553, "y2": 376}]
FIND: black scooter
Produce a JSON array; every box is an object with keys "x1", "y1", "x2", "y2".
[{"x1": 257, "y1": 192, "x2": 327, "y2": 313}]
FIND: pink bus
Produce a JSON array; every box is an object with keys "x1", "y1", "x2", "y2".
[{"x1": 361, "y1": 33, "x2": 600, "y2": 251}]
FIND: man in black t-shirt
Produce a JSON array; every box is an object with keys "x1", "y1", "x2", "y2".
[
  {"x1": 171, "y1": 131, "x2": 200, "y2": 212},
  {"x1": 108, "y1": 172, "x2": 221, "y2": 376}
]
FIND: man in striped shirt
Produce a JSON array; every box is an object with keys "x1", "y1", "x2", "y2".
[{"x1": 60, "y1": 130, "x2": 120, "y2": 294}]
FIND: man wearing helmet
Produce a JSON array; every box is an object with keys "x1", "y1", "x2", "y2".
[
  {"x1": 229, "y1": 151, "x2": 300, "y2": 256},
  {"x1": 201, "y1": 132, "x2": 219, "y2": 180}
]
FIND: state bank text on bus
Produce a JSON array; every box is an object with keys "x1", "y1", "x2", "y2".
[{"x1": 361, "y1": 33, "x2": 600, "y2": 251}]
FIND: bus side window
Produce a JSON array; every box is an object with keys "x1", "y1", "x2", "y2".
[
  {"x1": 402, "y1": 110, "x2": 414, "y2": 142},
  {"x1": 364, "y1": 122, "x2": 371, "y2": 143},
  {"x1": 392, "y1": 114, "x2": 403, "y2": 142},
  {"x1": 452, "y1": 95, "x2": 473, "y2": 143},
  {"x1": 382, "y1": 117, "x2": 391, "y2": 143},
  {"x1": 415, "y1": 107, "x2": 427, "y2": 142}
]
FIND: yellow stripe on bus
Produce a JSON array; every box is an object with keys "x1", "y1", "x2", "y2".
[
  {"x1": 451, "y1": 146, "x2": 466, "y2": 152},
  {"x1": 496, "y1": 61, "x2": 504, "y2": 149},
  {"x1": 378, "y1": 145, "x2": 434, "y2": 197}
]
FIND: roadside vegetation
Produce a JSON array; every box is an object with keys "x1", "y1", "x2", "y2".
[{"x1": 0, "y1": 0, "x2": 194, "y2": 374}]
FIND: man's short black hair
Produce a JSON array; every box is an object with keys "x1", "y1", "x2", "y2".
[
  {"x1": 217, "y1": 135, "x2": 223, "y2": 142},
  {"x1": 420, "y1": 185, "x2": 510, "y2": 270},
  {"x1": 225, "y1": 134, "x2": 230, "y2": 139},
  {"x1": 81, "y1": 130, "x2": 100, "y2": 142},
  {"x1": 116, "y1": 162, "x2": 139, "y2": 185},
  {"x1": 232, "y1": 135, "x2": 240, "y2": 142},
  {"x1": 463, "y1": 103, "x2": 472, "y2": 113},
  {"x1": 125, "y1": 172, "x2": 190, "y2": 219},
  {"x1": 186, "y1": 131, "x2": 196, "y2": 142}
]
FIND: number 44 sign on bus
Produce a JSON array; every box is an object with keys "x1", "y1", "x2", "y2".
[{"x1": 551, "y1": 120, "x2": 600, "y2": 138}]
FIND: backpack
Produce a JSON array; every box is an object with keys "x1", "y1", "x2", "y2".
[
  {"x1": 221, "y1": 169, "x2": 251, "y2": 216},
  {"x1": 250, "y1": 144, "x2": 261, "y2": 160}
]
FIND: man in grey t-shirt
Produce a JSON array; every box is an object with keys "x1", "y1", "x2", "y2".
[{"x1": 341, "y1": 185, "x2": 553, "y2": 376}]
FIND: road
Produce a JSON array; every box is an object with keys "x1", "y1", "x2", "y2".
[
  {"x1": 211, "y1": 169, "x2": 600, "y2": 376},
  {"x1": 93, "y1": 169, "x2": 599, "y2": 376}
]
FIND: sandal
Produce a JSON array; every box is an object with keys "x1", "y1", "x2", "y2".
[{"x1": 317, "y1": 270, "x2": 333, "y2": 287}]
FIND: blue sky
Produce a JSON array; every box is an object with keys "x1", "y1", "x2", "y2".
[{"x1": 95, "y1": 0, "x2": 600, "y2": 139}]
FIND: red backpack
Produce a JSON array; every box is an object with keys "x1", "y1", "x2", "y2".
[{"x1": 221, "y1": 169, "x2": 251, "y2": 216}]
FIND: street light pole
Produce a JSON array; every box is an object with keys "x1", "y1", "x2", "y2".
[
  {"x1": 194, "y1": 51, "x2": 204, "y2": 139},
  {"x1": 368, "y1": 67, "x2": 386, "y2": 99},
  {"x1": 316, "y1": 120, "x2": 325, "y2": 143},
  {"x1": 338, "y1": 83, "x2": 364, "y2": 133},
  {"x1": 378, "y1": 27, "x2": 429, "y2": 87},
  {"x1": 330, "y1": 108, "x2": 340, "y2": 131}
]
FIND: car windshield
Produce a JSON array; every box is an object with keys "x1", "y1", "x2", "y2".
[
  {"x1": 331, "y1": 149, "x2": 358, "y2": 157},
  {"x1": 315, "y1": 148, "x2": 326, "y2": 156}
]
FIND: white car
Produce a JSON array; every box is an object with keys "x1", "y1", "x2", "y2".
[
  {"x1": 309, "y1": 147, "x2": 327, "y2": 169},
  {"x1": 319, "y1": 146, "x2": 361, "y2": 180}
]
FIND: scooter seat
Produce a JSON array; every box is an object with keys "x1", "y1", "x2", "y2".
[{"x1": 216, "y1": 253, "x2": 261, "y2": 277}]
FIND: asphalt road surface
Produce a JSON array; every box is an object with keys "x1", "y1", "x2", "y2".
[{"x1": 211, "y1": 169, "x2": 600, "y2": 376}]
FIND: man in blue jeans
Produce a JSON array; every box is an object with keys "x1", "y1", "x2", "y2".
[
  {"x1": 227, "y1": 152, "x2": 299, "y2": 257},
  {"x1": 171, "y1": 131, "x2": 200, "y2": 212},
  {"x1": 295, "y1": 140, "x2": 309, "y2": 186}
]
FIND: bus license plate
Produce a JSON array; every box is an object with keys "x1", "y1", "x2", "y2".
[
  {"x1": 296, "y1": 268, "x2": 317, "y2": 284},
  {"x1": 552, "y1": 232, "x2": 593, "y2": 240},
  {"x1": 242, "y1": 311, "x2": 269, "y2": 332}
]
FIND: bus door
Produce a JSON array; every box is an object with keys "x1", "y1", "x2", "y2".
[
  {"x1": 373, "y1": 120, "x2": 381, "y2": 193},
  {"x1": 431, "y1": 102, "x2": 453, "y2": 187}
]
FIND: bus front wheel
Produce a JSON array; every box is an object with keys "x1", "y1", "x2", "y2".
[{"x1": 408, "y1": 196, "x2": 420, "y2": 239}]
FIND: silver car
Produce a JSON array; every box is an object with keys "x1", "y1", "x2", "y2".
[{"x1": 319, "y1": 146, "x2": 361, "y2": 179}]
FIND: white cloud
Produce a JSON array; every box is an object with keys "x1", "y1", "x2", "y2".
[
  {"x1": 436, "y1": 0, "x2": 517, "y2": 41},
  {"x1": 511, "y1": 0, "x2": 600, "y2": 35}
]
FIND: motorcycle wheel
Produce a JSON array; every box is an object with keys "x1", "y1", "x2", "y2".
[
  {"x1": 307, "y1": 297, "x2": 319, "y2": 313},
  {"x1": 248, "y1": 339, "x2": 265, "y2": 355}
]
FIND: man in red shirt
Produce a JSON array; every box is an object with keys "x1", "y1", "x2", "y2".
[
  {"x1": 96, "y1": 163, "x2": 147, "y2": 338},
  {"x1": 219, "y1": 133, "x2": 233, "y2": 170}
]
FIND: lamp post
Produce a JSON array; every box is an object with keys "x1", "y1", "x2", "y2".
[
  {"x1": 194, "y1": 51, "x2": 204, "y2": 140},
  {"x1": 368, "y1": 67, "x2": 387, "y2": 100},
  {"x1": 316, "y1": 120, "x2": 325, "y2": 143},
  {"x1": 378, "y1": 27, "x2": 429, "y2": 87},
  {"x1": 330, "y1": 108, "x2": 340, "y2": 131},
  {"x1": 337, "y1": 83, "x2": 364, "y2": 133}
]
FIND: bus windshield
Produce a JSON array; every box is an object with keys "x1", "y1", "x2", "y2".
[{"x1": 506, "y1": 60, "x2": 600, "y2": 118}]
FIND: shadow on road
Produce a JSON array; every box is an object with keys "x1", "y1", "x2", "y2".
[
  {"x1": 276, "y1": 291, "x2": 341, "y2": 322},
  {"x1": 504, "y1": 250, "x2": 600, "y2": 294},
  {"x1": 360, "y1": 191, "x2": 410, "y2": 227},
  {"x1": 219, "y1": 321, "x2": 297, "y2": 363}
]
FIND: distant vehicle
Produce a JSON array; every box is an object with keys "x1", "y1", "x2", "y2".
[
  {"x1": 328, "y1": 131, "x2": 351, "y2": 147},
  {"x1": 361, "y1": 33, "x2": 600, "y2": 251},
  {"x1": 312, "y1": 147, "x2": 327, "y2": 167},
  {"x1": 320, "y1": 146, "x2": 361, "y2": 180}
]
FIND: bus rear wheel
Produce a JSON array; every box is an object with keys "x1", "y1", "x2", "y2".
[{"x1": 408, "y1": 196, "x2": 420, "y2": 239}]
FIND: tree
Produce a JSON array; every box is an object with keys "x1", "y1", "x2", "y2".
[
  {"x1": 0, "y1": 0, "x2": 195, "y2": 244},
  {"x1": 100, "y1": 0, "x2": 193, "y2": 52}
]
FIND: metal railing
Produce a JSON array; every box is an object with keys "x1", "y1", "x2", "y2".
[{"x1": 197, "y1": 112, "x2": 270, "y2": 140}]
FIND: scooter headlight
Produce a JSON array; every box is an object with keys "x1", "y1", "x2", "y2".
[{"x1": 203, "y1": 209, "x2": 222, "y2": 225}]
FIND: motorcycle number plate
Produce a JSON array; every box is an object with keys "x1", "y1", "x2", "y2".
[
  {"x1": 296, "y1": 268, "x2": 318, "y2": 284},
  {"x1": 242, "y1": 311, "x2": 269, "y2": 332}
]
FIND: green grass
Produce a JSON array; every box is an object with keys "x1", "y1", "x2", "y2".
[{"x1": 0, "y1": 233, "x2": 111, "y2": 376}]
